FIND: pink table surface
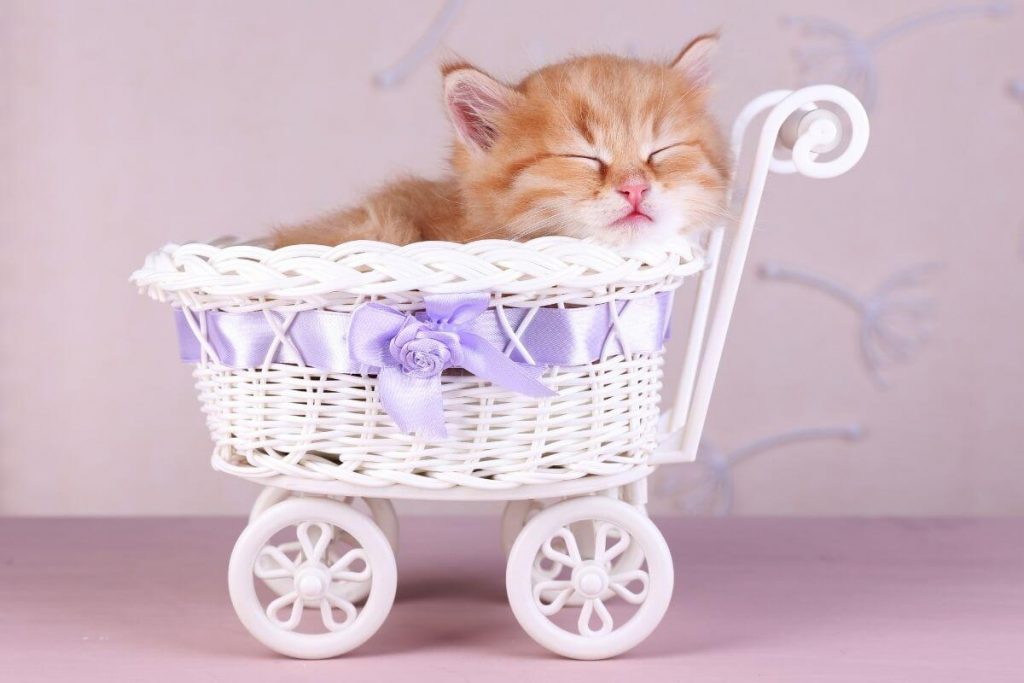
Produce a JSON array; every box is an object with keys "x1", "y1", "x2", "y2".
[{"x1": 1, "y1": 516, "x2": 1022, "y2": 682}]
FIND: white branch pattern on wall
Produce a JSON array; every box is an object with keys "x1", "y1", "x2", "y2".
[
  {"x1": 653, "y1": 425, "x2": 864, "y2": 515},
  {"x1": 1011, "y1": 78, "x2": 1024, "y2": 105},
  {"x1": 373, "y1": 0, "x2": 465, "y2": 88},
  {"x1": 784, "y1": 2, "x2": 1011, "y2": 109},
  {"x1": 758, "y1": 262, "x2": 942, "y2": 387}
]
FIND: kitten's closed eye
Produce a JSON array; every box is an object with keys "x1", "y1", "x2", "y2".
[
  {"x1": 555, "y1": 154, "x2": 606, "y2": 171},
  {"x1": 554, "y1": 144, "x2": 698, "y2": 169},
  {"x1": 648, "y1": 141, "x2": 698, "y2": 164}
]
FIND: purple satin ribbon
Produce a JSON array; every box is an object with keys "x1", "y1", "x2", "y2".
[
  {"x1": 175, "y1": 290, "x2": 673, "y2": 439},
  {"x1": 347, "y1": 293, "x2": 554, "y2": 439}
]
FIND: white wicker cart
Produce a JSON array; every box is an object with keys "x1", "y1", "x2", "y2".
[{"x1": 133, "y1": 85, "x2": 869, "y2": 660}]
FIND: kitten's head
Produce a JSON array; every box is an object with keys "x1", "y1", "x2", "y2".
[{"x1": 443, "y1": 35, "x2": 730, "y2": 246}]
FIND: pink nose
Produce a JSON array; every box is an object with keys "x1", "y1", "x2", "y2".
[{"x1": 617, "y1": 180, "x2": 649, "y2": 209}]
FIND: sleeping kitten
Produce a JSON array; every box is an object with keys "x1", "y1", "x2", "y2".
[{"x1": 273, "y1": 34, "x2": 729, "y2": 249}]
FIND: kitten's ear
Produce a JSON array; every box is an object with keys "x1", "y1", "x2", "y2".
[
  {"x1": 671, "y1": 32, "x2": 718, "y2": 87},
  {"x1": 443, "y1": 66, "x2": 518, "y2": 152}
]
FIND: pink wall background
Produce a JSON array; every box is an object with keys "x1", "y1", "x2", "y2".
[{"x1": 2, "y1": 0, "x2": 1022, "y2": 516}]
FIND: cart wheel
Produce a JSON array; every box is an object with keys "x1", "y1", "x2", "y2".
[
  {"x1": 250, "y1": 487, "x2": 399, "y2": 550},
  {"x1": 500, "y1": 500, "x2": 543, "y2": 556},
  {"x1": 250, "y1": 488, "x2": 398, "y2": 606},
  {"x1": 229, "y1": 497, "x2": 397, "y2": 659},
  {"x1": 506, "y1": 497, "x2": 673, "y2": 660},
  {"x1": 502, "y1": 498, "x2": 647, "y2": 607}
]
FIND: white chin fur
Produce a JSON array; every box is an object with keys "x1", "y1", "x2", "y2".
[{"x1": 588, "y1": 215, "x2": 687, "y2": 248}]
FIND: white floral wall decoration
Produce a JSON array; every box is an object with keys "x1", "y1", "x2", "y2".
[
  {"x1": 373, "y1": 0, "x2": 465, "y2": 88},
  {"x1": 652, "y1": 424, "x2": 865, "y2": 515},
  {"x1": 1011, "y1": 78, "x2": 1024, "y2": 106},
  {"x1": 758, "y1": 261, "x2": 942, "y2": 387},
  {"x1": 784, "y1": 2, "x2": 1011, "y2": 110}
]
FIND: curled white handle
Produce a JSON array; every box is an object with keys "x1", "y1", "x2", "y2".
[
  {"x1": 729, "y1": 85, "x2": 870, "y2": 181},
  {"x1": 767, "y1": 85, "x2": 870, "y2": 179},
  {"x1": 663, "y1": 85, "x2": 870, "y2": 463}
]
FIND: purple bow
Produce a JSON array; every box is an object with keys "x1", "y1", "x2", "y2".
[{"x1": 349, "y1": 293, "x2": 556, "y2": 439}]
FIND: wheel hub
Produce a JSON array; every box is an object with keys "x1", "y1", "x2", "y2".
[
  {"x1": 572, "y1": 562, "x2": 609, "y2": 599},
  {"x1": 294, "y1": 564, "x2": 331, "y2": 600}
]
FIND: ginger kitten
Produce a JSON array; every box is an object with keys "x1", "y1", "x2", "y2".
[{"x1": 273, "y1": 34, "x2": 729, "y2": 249}]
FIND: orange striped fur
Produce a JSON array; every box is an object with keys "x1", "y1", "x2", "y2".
[{"x1": 273, "y1": 35, "x2": 729, "y2": 248}]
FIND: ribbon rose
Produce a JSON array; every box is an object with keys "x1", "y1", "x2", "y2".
[{"x1": 349, "y1": 293, "x2": 555, "y2": 439}]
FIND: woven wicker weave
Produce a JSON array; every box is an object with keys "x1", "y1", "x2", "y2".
[{"x1": 133, "y1": 236, "x2": 705, "y2": 489}]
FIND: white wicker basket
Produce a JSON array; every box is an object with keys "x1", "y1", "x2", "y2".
[
  {"x1": 133, "y1": 236, "x2": 705, "y2": 490},
  {"x1": 130, "y1": 86, "x2": 870, "y2": 661}
]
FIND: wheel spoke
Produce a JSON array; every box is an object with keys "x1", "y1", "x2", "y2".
[
  {"x1": 533, "y1": 552, "x2": 563, "y2": 580},
  {"x1": 542, "y1": 527, "x2": 582, "y2": 568},
  {"x1": 609, "y1": 569, "x2": 650, "y2": 604},
  {"x1": 266, "y1": 591, "x2": 304, "y2": 631},
  {"x1": 533, "y1": 579, "x2": 574, "y2": 616},
  {"x1": 570, "y1": 520, "x2": 596, "y2": 560},
  {"x1": 296, "y1": 521, "x2": 332, "y2": 563},
  {"x1": 329, "y1": 548, "x2": 371, "y2": 582},
  {"x1": 578, "y1": 598, "x2": 614, "y2": 637},
  {"x1": 278, "y1": 541, "x2": 304, "y2": 564},
  {"x1": 254, "y1": 545, "x2": 298, "y2": 581},
  {"x1": 320, "y1": 593, "x2": 358, "y2": 632},
  {"x1": 594, "y1": 522, "x2": 631, "y2": 565}
]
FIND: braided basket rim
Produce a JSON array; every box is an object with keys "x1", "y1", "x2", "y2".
[{"x1": 131, "y1": 235, "x2": 705, "y2": 307}]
